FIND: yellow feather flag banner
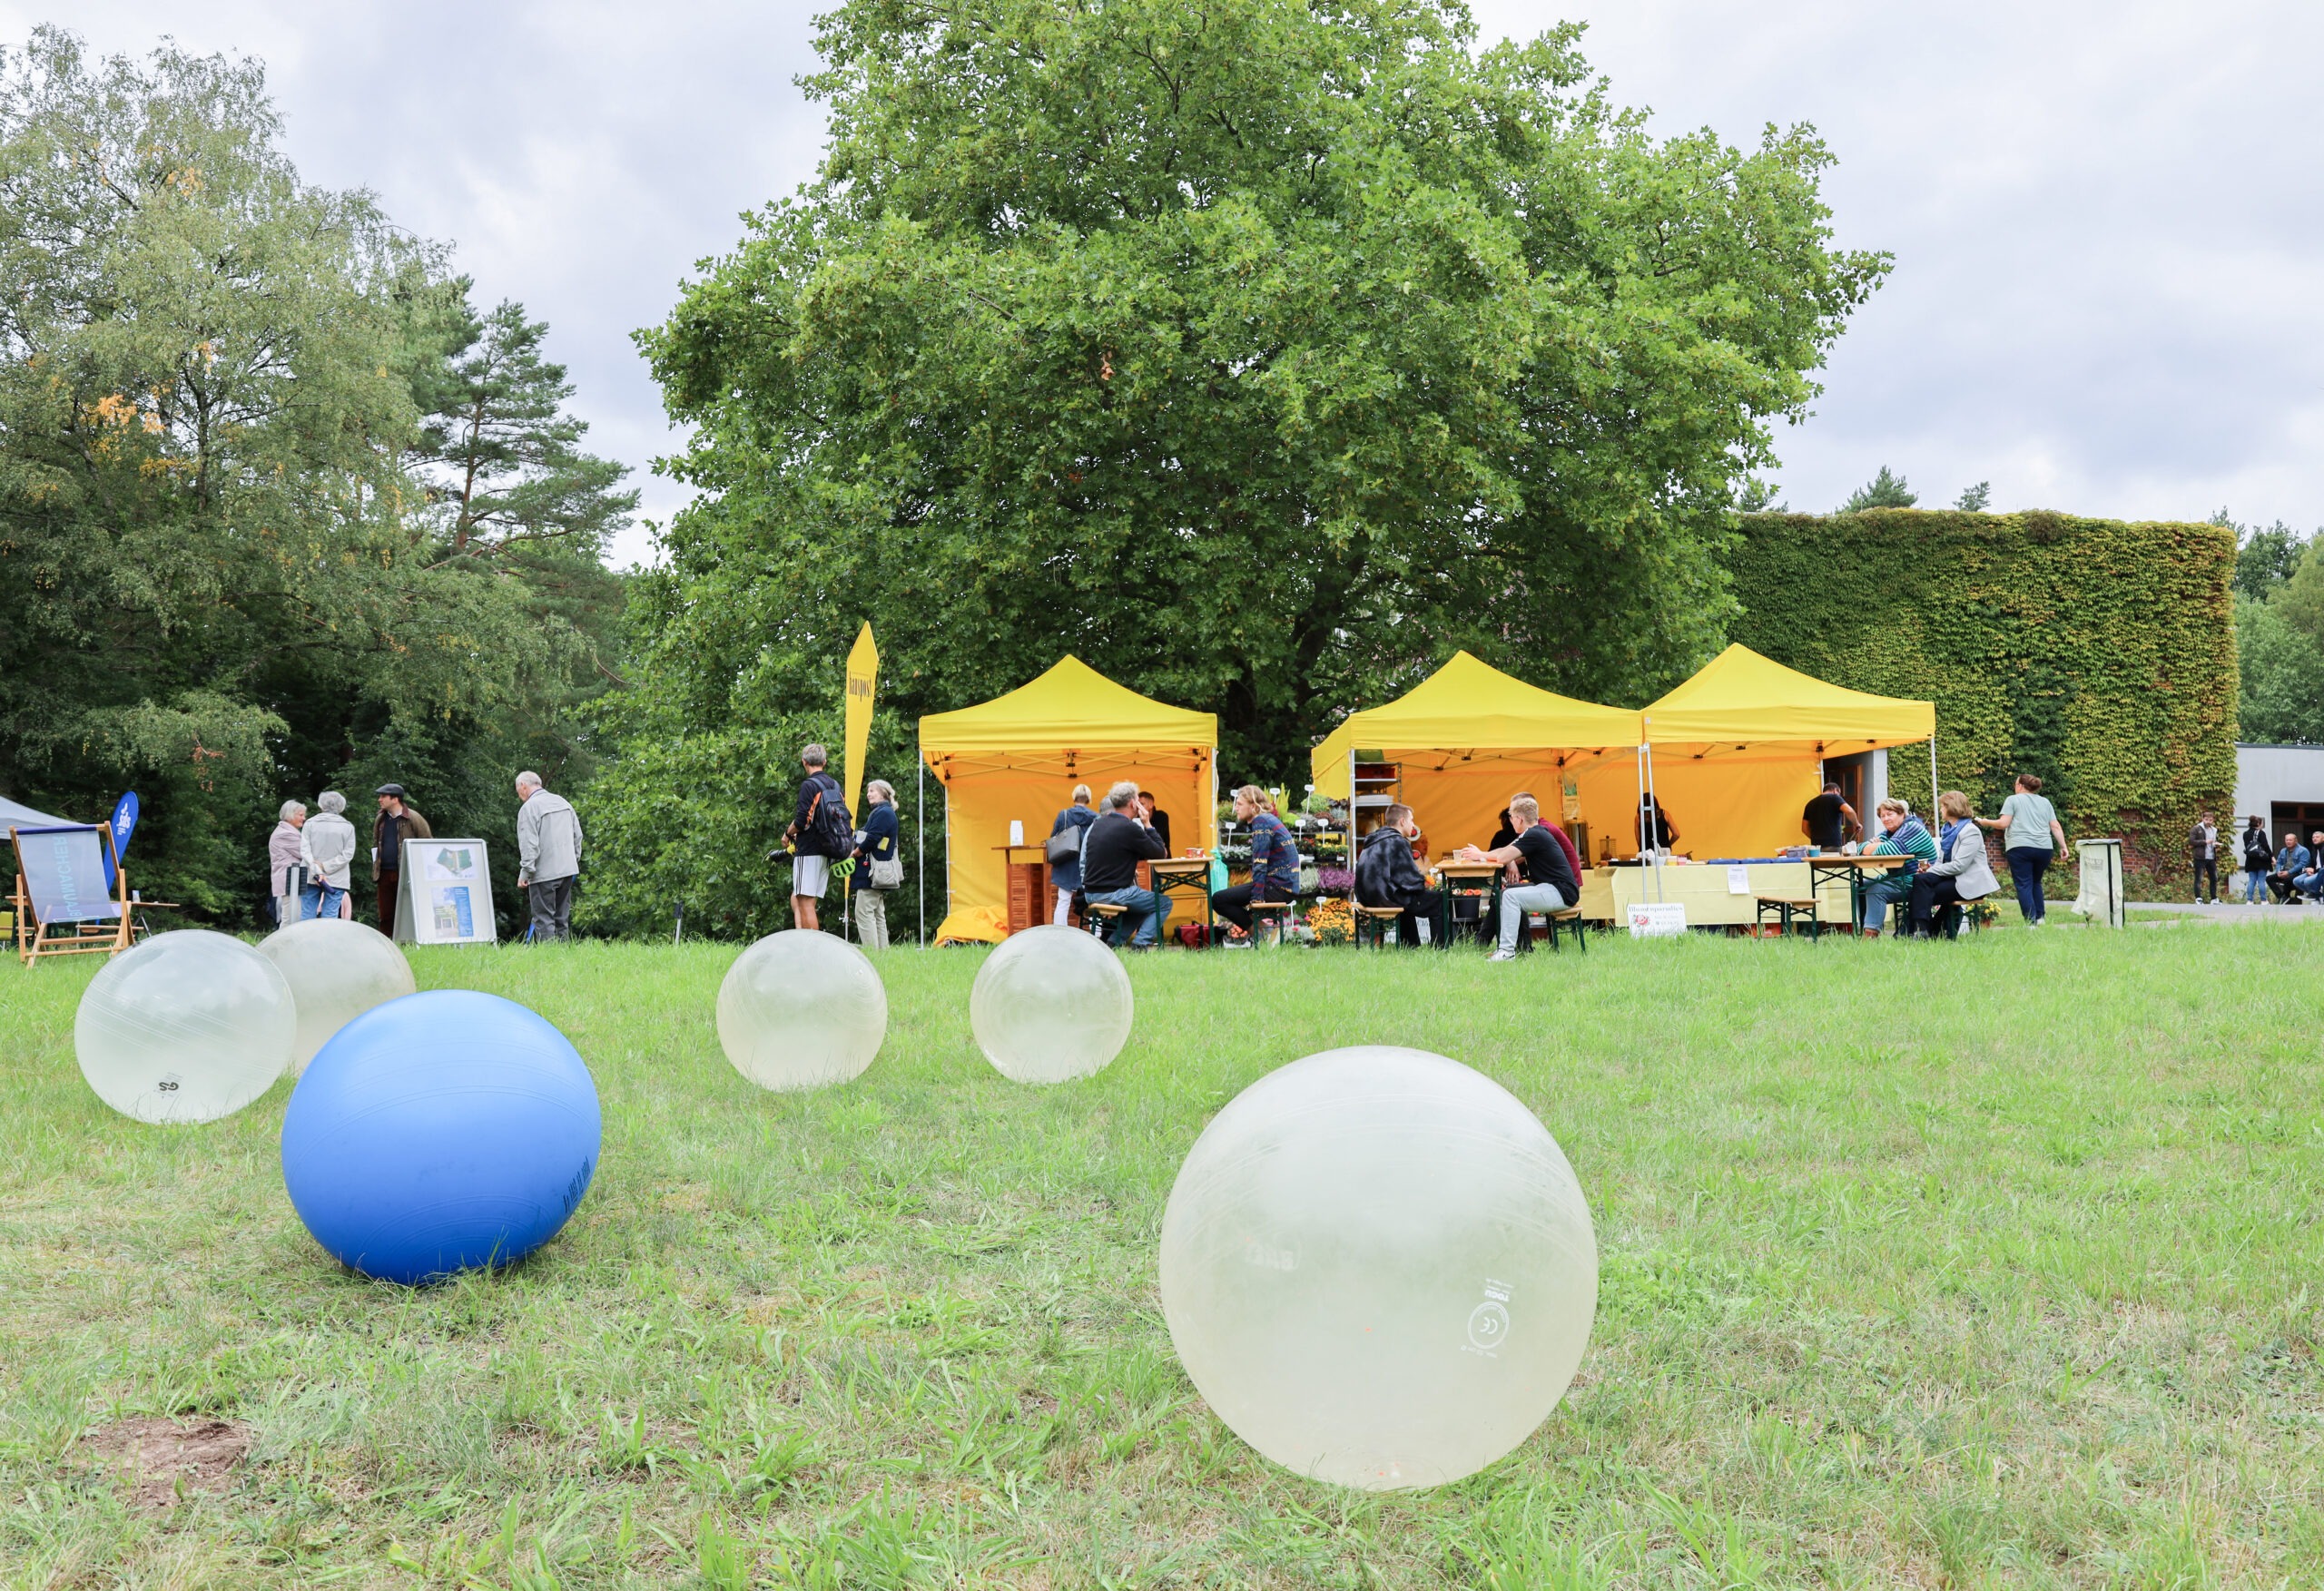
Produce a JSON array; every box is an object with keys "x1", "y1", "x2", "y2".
[{"x1": 842, "y1": 622, "x2": 879, "y2": 819}]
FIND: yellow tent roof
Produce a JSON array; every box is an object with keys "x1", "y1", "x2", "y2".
[
  {"x1": 1311, "y1": 652, "x2": 1643, "y2": 797},
  {"x1": 1643, "y1": 644, "x2": 1933, "y2": 751},
  {"x1": 920, "y1": 656, "x2": 1216, "y2": 771}
]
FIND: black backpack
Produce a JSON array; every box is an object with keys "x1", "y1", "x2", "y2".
[{"x1": 802, "y1": 775, "x2": 854, "y2": 858}]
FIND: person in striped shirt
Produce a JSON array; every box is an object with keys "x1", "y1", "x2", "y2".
[{"x1": 1857, "y1": 798, "x2": 1937, "y2": 936}]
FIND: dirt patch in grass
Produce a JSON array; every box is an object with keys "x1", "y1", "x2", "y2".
[{"x1": 79, "y1": 1416, "x2": 251, "y2": 1509}]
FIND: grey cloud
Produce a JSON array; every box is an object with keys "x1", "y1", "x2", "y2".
[{"x1": 13, "y1": 0, "x2": 2320, "y2": 560}]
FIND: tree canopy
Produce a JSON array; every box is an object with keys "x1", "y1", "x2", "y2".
[
  {"x1": 594, "y1": 0, "x2": 1886, "y2": 933},
  {"x1": 0, "y1": 28, "x2": 629, "y2": 920}
]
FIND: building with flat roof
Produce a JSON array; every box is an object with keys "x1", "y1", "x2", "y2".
[{"x1": 2231, "y1": 743, "x2": 2324, "y2": 845}]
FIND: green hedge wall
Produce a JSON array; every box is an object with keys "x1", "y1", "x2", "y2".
[{"x1": 1725, "y1": 510, "x2": 2238, "y2": 891}]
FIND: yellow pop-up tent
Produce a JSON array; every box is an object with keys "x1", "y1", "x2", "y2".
[
  {"x1": 1639, "y1": 644, "x2": 1935, "y2": 858},
  {"x1": 919, "y1": 657, "x2": 1217, "y2": 944},
  {"x1": 1310, "y1": 652, "x2": 1642, "y2": 862}
]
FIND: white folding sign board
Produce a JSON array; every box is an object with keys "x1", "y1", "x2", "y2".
[
  {"x1": 1626, "y1": 901, "x2": 1688, "y2": 938},
  {"x1": 408, "y1": 839, "x2": 497, "y2": 945}
]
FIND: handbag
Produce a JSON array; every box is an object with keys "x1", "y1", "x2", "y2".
[
  {"x1": 869, "y1": 854, "x2": 904, "y2": 889},
  {"x1": 1044, "y1": 823, "x2": 1083, "y2": 867}
]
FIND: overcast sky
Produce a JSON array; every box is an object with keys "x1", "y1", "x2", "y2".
[{"x1": 12, "y1": 2, "x2": 2321, "y2": 567}]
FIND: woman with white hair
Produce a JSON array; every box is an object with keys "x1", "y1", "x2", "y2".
[
  {"x1": 267, "y1": 800, "x2": 308, "y2": 926},
  {"x1": 848, "y1": 779, "x2": 902, "y2": 950},
  {"x1": 300, "y1": 791, "x2": 359, "y2": 920}
]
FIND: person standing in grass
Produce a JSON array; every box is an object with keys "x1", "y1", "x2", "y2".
[
  {"x1": 1047, "y1": 784, "x2": 1097, "y2": 926},
  {"x1": 299, "y1": 791, "x2": 358, "y2": 921},
  {"x1": 514, "y1": 771, "x2": 584, "y2": 942},
  {"x1": 372, "y1": 784, "x2": 431, "y2": 936},
  {"x1": 1908, "y1": 790, "x2": 2000, "y2": 938},
  {"x1": 268, "y1": 800, "x2": 307, "y2": 928},
  {"x1": 1974, "y1": 773, "x2": 2067, "y2": 925},
  {"x1": 2240, "y1": 817, "x2": 2273, "y2": 903},
  {"x1": 849, "y1": 780, "x2": 901, "y2": 949},
  {"x1": 784, "y1": 743, "x2": 848, "y2": 933},
  {"x1": 1856, "y1": 798, "x2": 1936, "y2": 936}
]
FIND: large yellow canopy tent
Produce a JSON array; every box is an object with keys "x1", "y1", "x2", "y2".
[
  {"x1": 1638, "y1": 644, "x2": 1936, "y2": 859},
  {"x1": 919, "y1": 657, "x2": 1216, "y2": 944},
  {"x1": 1310, "y1": 652, "x2": 1642, "y2": 863}
]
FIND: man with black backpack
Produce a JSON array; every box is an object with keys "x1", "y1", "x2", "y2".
[{"x1": 784, "y1": 742, "x2": 852, "y2": 932}]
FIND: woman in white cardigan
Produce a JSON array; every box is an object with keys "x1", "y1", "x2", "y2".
[{"x1": 1907, "y1": 789, "x2": 2000, "y2": 938}]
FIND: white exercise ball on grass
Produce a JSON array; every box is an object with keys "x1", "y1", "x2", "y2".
[
  {"x1": 716, "y1": 928, "x2": 889, "y2": 1091},
  {"x1": 969, "y1": 924, "x2": 1134, "y2": 1085},
  {"x1": 74, "y1": 929, "x2": 296, "y2": 1124},
  {"x1": 255, "y1": 917, "x2": 417, "y2": 1074},
  {"x1": 1158, "y1": 1046, "x2": 1598, "y2": 1491}
]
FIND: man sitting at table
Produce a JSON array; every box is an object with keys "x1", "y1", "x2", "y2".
[
  {"x1": 1355, "y1": 802, "x2": 1434, "y2": 946},
  {"x1": 1456, "y1": 794, "x2": 1581, "y2": 961},
  {"x1": 1856, "y1": 798, "x2": 1935, "y2": 936},
  {"x1": 1081, "y1": 781, "x2": 1171, "y2": 948},
  {"x1": 1212, "y1": 784, "x2": 1299, "y2": 940}
]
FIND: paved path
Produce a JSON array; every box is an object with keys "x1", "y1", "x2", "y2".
[{"x1": 2123, "y1": 899, "x2": 2320, "y2": 924}]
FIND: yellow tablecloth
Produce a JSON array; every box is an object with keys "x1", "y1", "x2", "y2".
[{"x1": 1577, "y1": 862, "x2": 1860, "y2": 927}]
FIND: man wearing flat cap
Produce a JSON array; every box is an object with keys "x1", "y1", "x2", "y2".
[{"x1": 371, "y1": 783, "x2": 432, "y2": 935}]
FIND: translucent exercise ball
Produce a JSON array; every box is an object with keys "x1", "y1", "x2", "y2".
[
  {"x1": 256, "y1": 917, "x2": 418, "y2": 1075},
  {"x1": 715, "y1": 929, "x2": 889, "y2": 1091},
  {"x1": 1158, "y1": 1046, "x2": 1598, "y2": 1491},
  {"x1": 281, "y1": 989, "x2": 601, "y2": 1284},
  {"x1": 74, "y1": 929, "x2": 295, "y2": 1125},
  {"x1": 969, "y1": 924, "x2": 1134, "y2": 1085}
]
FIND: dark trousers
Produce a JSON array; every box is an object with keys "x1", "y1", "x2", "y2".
[
  {"x1": 376, "y1": 869, "x2": 399, "y2": 935},
  {"x1": 2269, "y1": 871, "x2": 2296, "y2": 903},
  {"x1": 1907, "y1": 873, "x2": 1966, "y2": 936},
  {"x1": 528, "y1": 875, "x2": 575, "y2": 941},
  {"x1": 2191, "y1": 857, "x2": 2217, "y2": 900},
  {"x1": 1211, "y1": 881, "x2": 1291, "y2": 933},
  {"x1": 1382, "y1": 902, "x2": 1432, "y2": 946},
  {"x1": 2004, "y1": 846, "x2": 2053, "y2": 923}
]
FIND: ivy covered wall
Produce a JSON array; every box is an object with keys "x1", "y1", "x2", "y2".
[{"x1": 1724, "y1": 510, "x2": 2238, "y2": 890}]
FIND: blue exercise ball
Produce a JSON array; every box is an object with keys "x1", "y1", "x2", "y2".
[{"x1": 281, "y1": 990, "x2": 601, "y2": 1285}]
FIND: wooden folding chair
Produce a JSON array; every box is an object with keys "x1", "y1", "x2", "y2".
[{"x1": 11, "y1": 824, "x2": 132, "y2": 966}]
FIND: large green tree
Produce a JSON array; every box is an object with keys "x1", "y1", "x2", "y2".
[
  {"x1": 596, "y1": 0, "x2": 1884, "y2": 936},
  {"x1": 0, "y1": 29, "x2": 625, "y2": 922}
]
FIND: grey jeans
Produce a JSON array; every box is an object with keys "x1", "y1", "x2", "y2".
[
  {"x1": 1498, "y1": 883, "x2": 1569, "y2": 953},
  {"x1": 852, "y1": 889, "x2": 889, "y2": 950},
  {"x1": 527, "y1": 875, "x2": 574, "y2": 941}
]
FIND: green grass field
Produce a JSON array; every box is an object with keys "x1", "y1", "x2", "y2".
[{"x1": 4, "y1": 928, "x2": 2320, "y2": 1589}]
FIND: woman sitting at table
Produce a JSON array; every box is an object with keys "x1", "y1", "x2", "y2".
[
  {"x1": 1856, "y1": 798, "x2": 1935, "y2": 936},
  {"x1": 1211, "y1": 784, "x2": 1298, "y2": 939},
  {"x1": 1906, "y1": 790, "x2": 2000, "y2": 938},
  {"x1": 1355, "y1": 803, "x2": 1434, "y2": 946}
]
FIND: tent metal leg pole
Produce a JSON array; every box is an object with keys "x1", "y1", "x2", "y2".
[
  {"x1": 1641, "y1": 727, "x2": 1665, "y2": 905},
  {"x1": 917, "y1": 760, "x2": 925, "y2": 948},
  {"x1": 1928, "y1": 735, "x2": 1939, "y2": 812}
]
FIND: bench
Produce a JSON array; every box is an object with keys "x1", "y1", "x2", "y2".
[
  {"x1": 1246, "y1": 899, "x2": 1296, "y2": 947},
  {"x1": 1512, "y1": 906, "x2": 1589, "y2": 953},
  {"x1": 1754, "y1": 895, "x2": 1823, "y2": 940}
]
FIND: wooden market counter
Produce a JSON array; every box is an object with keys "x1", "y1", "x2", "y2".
[{"x1": 1576, "y1": 859, "x2": 1887, "y2": 928}]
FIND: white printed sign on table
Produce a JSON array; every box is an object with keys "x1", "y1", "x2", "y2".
[
  {"x1": 1626, "y1": 901, "x2": 1688, "y2": 938},
  {"x1": 405, "y1": 840, "x2": 497, "y2": 946}
]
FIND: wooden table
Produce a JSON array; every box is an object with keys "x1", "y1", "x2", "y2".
[
  {"x1": 1432, "y1": 860, "x2": 1503, "y2": 947},
  {"x1": 1138, "y1": 855, "x2": 1216, "y2": 943},
  {"x1": 993, "y1": 845, "x2": 1049, "y2": 936},
  {"x1": 1807, "y1": 853, "x2": 1914, "y2": 928}
]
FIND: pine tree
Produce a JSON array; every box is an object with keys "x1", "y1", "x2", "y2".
[
  {"x1": 1840, "y1": 466, "x2": 1915, "y2": 512},
  {"x1": 1954, "y1": 481, "x2": 1991, "y2": 511}
]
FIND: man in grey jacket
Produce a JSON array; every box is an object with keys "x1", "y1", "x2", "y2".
[{"x1": 514, "y1": 771, "x2": 583, "y2": 941}]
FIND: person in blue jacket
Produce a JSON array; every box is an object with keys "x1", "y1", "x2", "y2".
[
  {"x1": 1048, "y1": 784, "x2": 1098, "y2": 925},
  {"x1": 847, "y1": 780, "x2": 901, "y2": 948}
]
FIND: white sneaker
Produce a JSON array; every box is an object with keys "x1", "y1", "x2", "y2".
[{"x1": 1488, "y1": 949, "x2": 1518, "y2": 962}]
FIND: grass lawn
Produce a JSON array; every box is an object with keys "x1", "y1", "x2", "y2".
[{"x1": 3, "y1": 927, "x2": 2321, "y2": 1588}]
